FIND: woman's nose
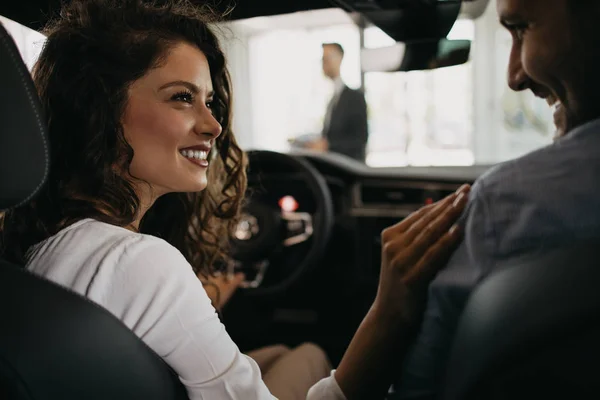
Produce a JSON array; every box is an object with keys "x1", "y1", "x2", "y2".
[{"x1": 198, "y1": 108, "x2": 222, "y2": 139}]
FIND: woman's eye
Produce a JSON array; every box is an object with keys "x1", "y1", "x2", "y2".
[
  {"x1": 206, "y1": 100, "x2": 213, "y2": 109},
  {"x1": 172, "y1": 91, "x2": 194, "y2": 104}
]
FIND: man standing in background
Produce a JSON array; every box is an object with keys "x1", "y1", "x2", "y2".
[{"x1": 310, "y1": 42, "x2": 369, "y2": 163}]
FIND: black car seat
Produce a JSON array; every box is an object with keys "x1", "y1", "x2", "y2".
[
  {"x1": 0, "y1": 22, "x2": 188, "y2": 400},
  {"x1": 441, "y1": 242, "x2": 600, "y2": 400}
]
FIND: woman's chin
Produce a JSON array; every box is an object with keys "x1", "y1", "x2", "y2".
[
  {"x1": 178, "y1": 172, "x2": 209, "y2": 193},
  {"x1": 187, "y1": 181, "x2": 208, "y2": 193},
  {"x1": 152, "y1": 176, "x2": 208, "y2": 196},
  {"x1": 166, "y1": 181, "x2": 208, "y2": 194}
]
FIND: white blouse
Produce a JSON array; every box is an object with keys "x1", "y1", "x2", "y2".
[{"x1": 25, "y1": 219, "x2": 345, "y2": 400}]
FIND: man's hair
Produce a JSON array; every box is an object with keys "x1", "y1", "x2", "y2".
[
  {"x1": 323, "y1": 42, "x2": 344, "y2": 57},
  {"x1": 0, "y1": 0, "x2": 247, "y2": 277}
]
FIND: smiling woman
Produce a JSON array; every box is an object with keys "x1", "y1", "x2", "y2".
[
  {"x1": 0, "y1": 0, "x2": 328, "y2": 398},
  {"x1": 122, "y1": 42, "x2": 222, "y2": 210},
  {"x1": 2, "y1": 0, "x2": 246, "y2": 274},
  {"x1": 0, "y1": 1, "x2": 471, "y2": 399}
]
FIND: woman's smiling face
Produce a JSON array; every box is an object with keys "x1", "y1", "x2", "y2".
[{"x1": 122, "y1": 41, "x2": 222, "y2": 202}]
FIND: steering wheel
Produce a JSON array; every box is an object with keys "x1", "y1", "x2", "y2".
[{"x1": 228, "y1": 150, "x2": 334, "y2": 295}]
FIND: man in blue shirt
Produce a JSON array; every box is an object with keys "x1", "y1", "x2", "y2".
[{"x1": 394, "y1": 0, "x2": 600, "y2": 397}]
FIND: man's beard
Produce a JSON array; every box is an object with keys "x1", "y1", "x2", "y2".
[
  {"x1": 552, "y1": 107, "x2": 567, "y2": 140},
  {"x1": 553, "y1": 96, "x2": 600, "y2": 140}
]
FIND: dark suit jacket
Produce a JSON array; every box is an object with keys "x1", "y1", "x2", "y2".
[{"x1": 323, "y1": 86, "x2": 369, "y2": 162}]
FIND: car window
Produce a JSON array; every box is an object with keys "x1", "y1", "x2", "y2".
[
  {"x1": 1, "y1": 3, "x2": 554, "y2": 168},
  {"x1": 363, "y1": 21, "x2": 474, "y2": 167},
  {"x1": 222, "y1": 4, "x2": 554, "y2": 167}
]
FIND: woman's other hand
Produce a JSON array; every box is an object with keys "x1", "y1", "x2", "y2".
[
  {"x1": 199, "y1": 272, "x2": 245, "y2": 310},
  {"x1": 375, "y1": 184, "x2": 470, "y2": 324}
]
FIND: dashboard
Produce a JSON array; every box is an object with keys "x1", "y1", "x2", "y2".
[{"x1": 250, "y1": 151, "x2": 490, "y2": 282}]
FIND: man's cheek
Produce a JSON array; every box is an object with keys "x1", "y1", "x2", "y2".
[{"x1": 522, "y1": 46, "x2": 551, "y2": 84}]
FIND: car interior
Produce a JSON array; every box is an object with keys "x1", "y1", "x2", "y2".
[{"x1": 1, "y1": 0, "x2": 600, "y2": 398}]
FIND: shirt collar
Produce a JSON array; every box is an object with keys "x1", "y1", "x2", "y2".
[{"x1": 333, "y1": 76, "x2": 345, "y2": 96}]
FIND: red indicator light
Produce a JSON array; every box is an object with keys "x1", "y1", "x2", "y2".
[{"x1": 278, "y1": 195, "x2": 299, "y2": 212}]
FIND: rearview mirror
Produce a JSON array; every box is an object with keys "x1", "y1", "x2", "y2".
[
  {"x1": 332, "y1": 0, "x2": 489, "y2": 42},
  {"x1": 332, "y1": 0, "x2": 462, "y2": 42},
  {"x1": 361, "y1": 39, "x2": 471, "y2": 72}
]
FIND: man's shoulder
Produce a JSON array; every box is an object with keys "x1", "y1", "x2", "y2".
[
  {"x1": 477, "y1": 143, "x2": 555, "y2": 192},
  {"x1": 470, "y1": 128, "x2": 600, "y2": 258},
  {"x1": 482, "y1": 120, "x2": 600, "y2": 188},
  {"x1": 471, "y1": 137, "x2": 589, "y2": 220},
  {"x1": 478, "y1": 127, "x2": 600, "y2": 197}
]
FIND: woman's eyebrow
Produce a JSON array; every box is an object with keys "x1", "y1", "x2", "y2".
[{"x1": 159, "y1": 80, "x2": 200, "y2": 93}]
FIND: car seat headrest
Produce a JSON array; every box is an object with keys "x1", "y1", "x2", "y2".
[{"x1": 0, "y1": 22, "x2": 48, "y2": 211}]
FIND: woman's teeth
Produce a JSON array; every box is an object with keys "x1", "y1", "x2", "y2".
[{"x1": 180, "y1": 149, "x2": 208, "y2": 161}]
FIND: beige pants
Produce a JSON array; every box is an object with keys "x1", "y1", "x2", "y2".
[{"x1": 247, "y1": 343, "x2": 332, "y2": 400}]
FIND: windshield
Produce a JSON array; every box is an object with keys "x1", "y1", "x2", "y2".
[
  {"x1": 220, "y1": 3, "x2": 554, "y2": 167},
  {"x1": 2, "y1": 0, "x2": 554, "y2": 168}
]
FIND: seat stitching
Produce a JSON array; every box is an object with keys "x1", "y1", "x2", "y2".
[{"x1": 0, "y1": 25, "x2": 49, "y2": 210}]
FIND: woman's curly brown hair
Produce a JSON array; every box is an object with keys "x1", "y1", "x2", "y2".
[{"x1": 0, "y1": 0, "x2": 247, "y2": 276}]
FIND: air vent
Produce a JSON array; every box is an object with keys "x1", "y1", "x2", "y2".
[{"x1": 361, "y1": 184, "x2": 424, "y2": 206}]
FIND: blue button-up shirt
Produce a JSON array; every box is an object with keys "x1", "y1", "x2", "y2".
[{"x1": 394, "y1": 118, "x2": 600, "y2": 398}]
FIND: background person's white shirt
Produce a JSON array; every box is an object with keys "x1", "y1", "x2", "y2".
[
  {"x1": 25, "y1": 218, "x2": 346, "y2": 400},
  {"x1": 322, "y1": 76, "x2": 345, "y2": 136}
]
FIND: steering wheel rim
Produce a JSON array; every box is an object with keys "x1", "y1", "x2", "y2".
[{"x1": 235, "y1": 150, "x2": 334, "y2": 296}]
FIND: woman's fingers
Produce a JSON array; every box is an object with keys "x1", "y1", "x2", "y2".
[
  {"x1": 402, "y1": 225, "x2": 462, "y2": 289},
  {"x1": 408, "y1": 190, "x2": 468, "y2": 255},
  {"x1": 383, "y1": 186, "x2": 469, "y2": 269},
  {"x1": 384, "y1": 185, "x2": 469, "y2": 283},
  {"x1": 376, "y1": 183, "x2": 470, "y2": 321},
  {"x1": 382, "y1": 184, "x2": 470, "y2": 241},
  {"x1": 401, "y1": 193, "x2": 461, "y2": 244},
  {"x1": 381, "y1": 202, "x2": 438, "y2": 242}
]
